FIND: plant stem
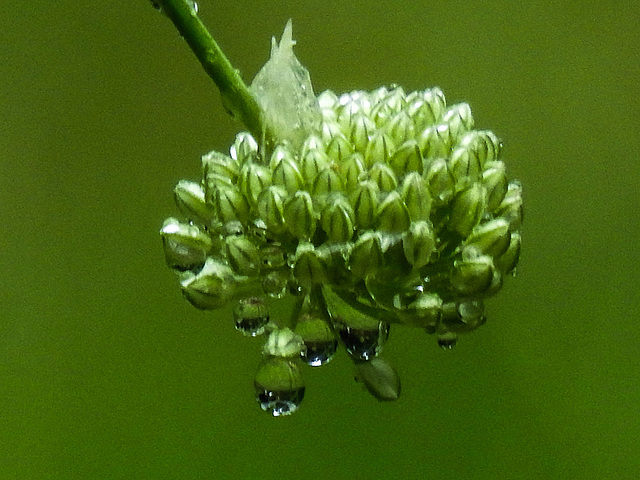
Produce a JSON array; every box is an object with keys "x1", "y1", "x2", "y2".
[{"x1": 154, "y1": 0, "x2": 266, "y2": 142}]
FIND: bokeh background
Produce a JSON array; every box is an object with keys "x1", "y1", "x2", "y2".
[{"x1": 2, "y1": 1, "x2": 639, "y2": 478}]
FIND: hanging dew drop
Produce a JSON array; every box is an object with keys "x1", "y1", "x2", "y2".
[
  {"x1": 437, "y1": 331, "x2": 458, "y2": 349},
  {"x1": 233, "y1": 297, "x2": 270, "y2": 336},
  {"x1": 254, "y1": 357, "x2": 305, "y2": 416}
]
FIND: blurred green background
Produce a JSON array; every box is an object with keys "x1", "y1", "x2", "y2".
[{"x1": 2, "y1": 1, "x2": 639, "y2": 478}]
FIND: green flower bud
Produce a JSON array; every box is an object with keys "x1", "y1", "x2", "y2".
[
  {"x1": 450, "y1": 254, "x2": 495, "y2": 295},
  {"x1": 320, "y1": 196, "x2": 355, "y2": 243},
  {"x1": 337, "y1": 94, "x2": 368, "y2": 131},
  {"x1": 300, "y1": 134, "x2": 325, "y2": 157},
  {"x1": 436, "y1": 301, "x2": 477, "y2": 335},
  {"x1": 202, "y1": 150, "x2": 239, "y2": 197},
  {"x1": 239, "y1": 162, "x2": 271, "y2": 207},
  {"x1": 495, "y1": 231, "x2": 521, "y2": 274},
  {"x1": 405, "y1": 87, "x2": 446, "y2": 131},
  {"x1": 213, "y1": 184, "x2": 250, "y2": 224},
  {"x1": 425, "y1": 158, "x2": 455, "y2": 206},
  {"x1": 292, "y1": 242, "x2": 329, "y2": 287},
  {"x1": 389, "y1": 139, "x2": 423, "y2": 177},
  {"x1": 402, "y1": 220, "x2": 436, "y2": 268},
  {"x1": 299, "y1": 148, "x2": 329, "y2": 186},
  {"x1": 364, "y1": 132, "x2": 394, "y2": 166},
  {"x1": 254, "y1": 356, "x2": 305, "y2": 416},
  {"x1": 369, "y1": 86, "x2": 389, "y2": 107},
  {"x1": 448, "y1": 184, "x2": 486, "y2": 237},
  {"x1": 449, "y1": 145, "x2": 482, "y2": 189},
  {"x1": 180, "y1": 258, "x2": 238, "y2": 310},
  {"x1": 349, "y1": 180, "x2": 379, "y2": 229},
  {"x1": 443, "y1": 103, "x2": 474, "y2": 138},
  {"x1": 464, "y1": 218, "x2": 511, "y2": 258},
  {"x1": 225, "y1": 235, "x2": 261, "y2": 275},
  {"x1": 371, "y1": 87, "x2": 406, "y2": 126},
  {"x1": 268, "y1": 143, "x2": 293, "y2": 169},
  {"x1": 369, "y1": 162, "x2": 398, "y2": 192},
  {"x1": 256, "y1": 186, "x2": 287, "y2": 235},
  {"x1": 457, "y1": 300, "x2": 486, "y2": 328},
  {"x1": 384, "y1": 111, "x2": 415, "y2": 146},
  {"x1": 401, "y1": 172, "x2": 432, "y2": 222},
  {"x1": 294, "y1": 312, "x2": 338, "y2": 366},
  {"x1": 354, "y1": 357, "x2": 401, "y2": 401},
  {"x1": 325, "y1": 131, "x2": 353, "y2": 162},
  {"x1": 160, "y1": 217, "x2": 212, "y2": 272},
  {"x1": 376, "y1": 191, "x2": 411, "y2": 233},
  {"x1": 174, "y1": 180, "x2": 216, "y2": 225},
  {"x1": 317, "y1": 90, "x2": 339, "y2": 112},
  {"x1": 262, "y1": 327, "x2": 305, "y2": 358},
  {"x1": 457, "y1": 130, "x2": 502, "y2": 166},
  {"x1": 230, "y1": 131, "x2": 258, "y2": 163},
  {"x1": 495, "y1": 181, "x2": 524, "y2": 230},
  {"x1": 271, "y1": 155, "x2": 304, "y2": 194},
  {"x1": 343, "y1": 153, "x2": 366, "y2": 192},
  {"x1": 350, "y1": 113, "x2": 376, "y2": 153},
  {"x1": 312, "y1": 166, "x2": 343, "y2": 198},
  {"x1": 348, "y1": 231, "x2": 383, "y2": 279},
  {"x1": 233, "y1": 296, "x2": 270, "y2": 336},
  {"x1": 482, "y1": 161, "x2": 508, "y2": 212},
  {"x1": 418, "y1": 123, "x2": 454, "y2": 160},
  {"x1": 283, "y1": 191, "x2": 317, "y2": 240},
  {"x1": 406, "y1": 292, "x2": 442, "y2": 329}
]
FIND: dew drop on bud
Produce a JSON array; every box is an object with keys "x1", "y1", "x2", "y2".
[
  {"x1": 254, "y1": 357, "x2": 305, "y2": 416},
  {"x1": 233, "y1": 297, "x2": 270, "y2": 336},
  {"x1": 437, "y1": 331, "x2": 458, "y2": 349},
  {"x1": 337, "y1": 320, "x2": 390, "y2": 361},
  {"x1": 294, "y1": 313, "x2": 338, "y2": 366}
]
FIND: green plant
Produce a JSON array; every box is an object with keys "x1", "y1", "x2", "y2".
[{"x1": 153, "y1": 0, "x2": 523, "y2": 416}]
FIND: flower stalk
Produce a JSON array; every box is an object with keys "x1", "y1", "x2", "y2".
[{"x1": 151, "y1": 0, "x2": 266, "y2": 142}]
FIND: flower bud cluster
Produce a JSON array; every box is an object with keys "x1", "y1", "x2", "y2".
[{"x1": 160, "y1": 84, "x2": 522, "y2": 414}]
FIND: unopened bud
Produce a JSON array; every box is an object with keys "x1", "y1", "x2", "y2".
[
  {"x1": 448, "y1": 184, "x2": 486, "y2": 237},
  {"x1": 283, "y1": 191, "x2": 317, "y2": 240},
  {"x1": 174, "y1": 180, "x2": 216, "y2": 225},
  {"x1": 376, "y1": 191, "x2": 410, "y2": 233},
  {"x1": 180, "y1": 258, "x2": 238, "y2": 310},
  {"x1": 401, "y1": 172, "x2": 432, "y2": 222},
  {"x1": 225, "y1": 235, "x2": 261, "y2": 275},
  {"x1": 320, "y1": 196, "x2": 355, "y2": 243},
  {"x1": 402, "y1": 221, "x2": 436, "y2": 268},
  {"x1": 160, "y1": 218, "x2": 212, "y2": 272},
  {"x1": 450, "y1": 254, "x2": 495, "y2": 295},
  {"x1": 464, "y1": 218, "x2": 511, "y2": 258},
  {"x1": 348, "y1": 231, "x2": 383, "y2": 279}
]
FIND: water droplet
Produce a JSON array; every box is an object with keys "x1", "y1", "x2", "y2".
[
  {"x1": 233, "y1": 297, "x2": 269, "y2": 336},
  {"x1": 338, "y1": 321, "x2": 390, "y2": 361},
  {"x1": 295, "y1": 313, "x2": 338, "y2": 366},
  {"x1": 302, "y1": 339, "x2": 338, "y2": 366},
  {"x1": 256, "y1": 387, "x2": 305, "y2": 416},
  {"x1": 254, "y1": 357, "x2": 305, "y2": 416},
  {"x1": 437, "y1": 331, "x2": 458, "y2": 349}
]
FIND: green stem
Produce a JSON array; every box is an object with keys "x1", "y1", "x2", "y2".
[{"x1": 153, "y1": 0, "x2": 266, "y2": 142}]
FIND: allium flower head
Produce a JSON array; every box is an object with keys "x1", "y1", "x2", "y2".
[{"x1": 160, "y1": 20, "x2": 523, "y2": 415}]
